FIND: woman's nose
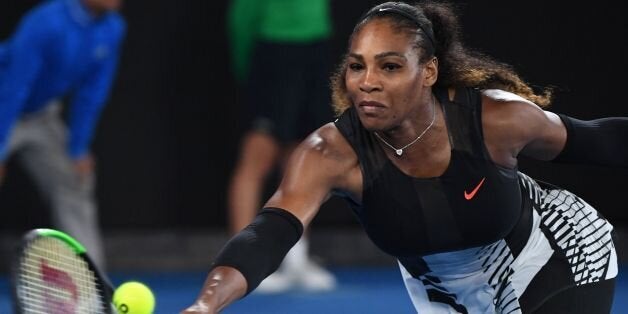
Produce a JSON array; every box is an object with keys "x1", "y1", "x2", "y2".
[{"x1": 359, "y1": 70, "x2": 382, "y2": 93}]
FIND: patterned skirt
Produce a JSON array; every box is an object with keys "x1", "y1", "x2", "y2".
[{"x1": 398, "y1": 172, "x2": 617, "y2": 313}]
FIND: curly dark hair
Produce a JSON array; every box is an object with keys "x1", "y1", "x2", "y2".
[{"x1": 331, "y1": 1, "x2": 552, "y2": 115}]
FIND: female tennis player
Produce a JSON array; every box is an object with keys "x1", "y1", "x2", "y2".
[{"x1": 183, "y1": 2, "x2": 626, "y2": 313}]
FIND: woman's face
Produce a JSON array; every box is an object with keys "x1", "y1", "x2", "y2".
[{"x1": 345, "y1": 19, "x2": 436, "y2": 131}]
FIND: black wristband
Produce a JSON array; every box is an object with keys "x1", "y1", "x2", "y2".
[{"x1": 211, "y1": 207, "x2": 304, "y2": 295}]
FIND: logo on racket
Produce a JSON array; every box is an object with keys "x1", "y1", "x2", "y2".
[{"x1": 41, "y1": 259, "x2": 78, "y2": 312}]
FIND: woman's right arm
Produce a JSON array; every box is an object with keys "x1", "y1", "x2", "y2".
[
  {"x1": 181, "y1": 266, "x2": 247, "y2": 313},
  {"x1": 181, "y1": 123, "x2": 358, "y2": 313}
]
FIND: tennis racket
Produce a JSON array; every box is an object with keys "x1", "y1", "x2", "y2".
[{"x1": 11, "y1": 228, "x2": 116, "y2": 314}]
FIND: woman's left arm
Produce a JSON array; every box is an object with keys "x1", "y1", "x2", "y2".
[
  {"x1": 482, "y1": 89, "x2": 628, "y2": 168},
  {"x1": 551, "y1": 115, "x2": 628, "y2": 168}
]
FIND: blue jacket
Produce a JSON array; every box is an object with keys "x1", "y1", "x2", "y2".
[{"x1": 0, "y1": 0, "x2": 125, "y2": 161}]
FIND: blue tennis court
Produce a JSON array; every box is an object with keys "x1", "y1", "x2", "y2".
[{"x1": 1, "y1": 266, "x2": 626, "y2": 313}]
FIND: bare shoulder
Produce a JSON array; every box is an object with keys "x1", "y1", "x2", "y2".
[
  {"x1": 481, "y1": 89, "x2": 549, "y2": 138},
  {"x1": 266, "y1": 123, "x2": 361, "y2": 226},
  {"x1": 294, "y1": 122, "x2": 360, "y2": 194},
  {"x1": 482, "y1": 89, "x2": 545, "y2": 119},
  {"x1": 301, "y1": 122, "x2": 358, "y2": 166},
  {"x1": 480, "y1": 89, "x2": 551, "y2": 166}
]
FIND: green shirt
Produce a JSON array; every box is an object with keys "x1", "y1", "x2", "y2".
[{"x1": 228, "y1": 0, "x2": 332, "y2": 82}]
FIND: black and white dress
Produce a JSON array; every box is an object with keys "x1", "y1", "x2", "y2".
[{"x1": 334, "y1": 87, "x2": 617, "y2": 313}]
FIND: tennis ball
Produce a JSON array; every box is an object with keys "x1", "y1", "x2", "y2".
[{"x1": 113, "y1": 281, "x2": 155, "y2": 314}]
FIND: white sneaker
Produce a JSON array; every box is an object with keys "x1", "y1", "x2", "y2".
[
  {"x1": 256, "y1": 260, "x2": 337, "y2": 293},
  {"x1": 255, "y1": 237, "x2": 337, "y2": 293},
  {"x1": 291, "y1": 259, "x2": 337, "y2": 292},
  {"x1": 255, "y1": 270, "x2": 294, "y2": 294}
]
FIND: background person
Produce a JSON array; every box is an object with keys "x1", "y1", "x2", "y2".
[
  {"x1": 0, "y1": 0, "x2": 126, "y2": 269},
  {"x1": 226, "y1": 0, "x2": 336, "y2": 292}
]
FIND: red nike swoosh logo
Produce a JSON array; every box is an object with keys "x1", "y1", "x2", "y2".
[{"x1": 464, "y1": 177, "x2": 486, "y2": 200}]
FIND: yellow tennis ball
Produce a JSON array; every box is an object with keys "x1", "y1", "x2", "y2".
[{"x1": 113, "y1": 281, "x2": 156, "y2": 314}]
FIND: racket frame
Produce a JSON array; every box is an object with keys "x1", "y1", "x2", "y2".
[{"x1": 10, "y1": 228, "x2": 116, "y2": 314}]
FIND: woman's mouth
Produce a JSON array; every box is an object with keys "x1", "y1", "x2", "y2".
[{"x1": 358, "y1": 101, "x2": 386, "y2": 115}]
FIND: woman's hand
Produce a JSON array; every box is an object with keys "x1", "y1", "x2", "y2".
[{"x1": 180, "y1": 266, "x2": 247, "y2": 314}]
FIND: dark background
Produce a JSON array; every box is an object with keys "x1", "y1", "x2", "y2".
[{"x1": 0, "y1": 0, "x2": 626, "y2": 235}]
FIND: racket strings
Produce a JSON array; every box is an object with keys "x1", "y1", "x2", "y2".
[
  {"x1": 17, "y1": 237, "x2": 107, "y2": 314},
  {"x1": 21, "y1": 251, "x2": 104, "y2": 287}
]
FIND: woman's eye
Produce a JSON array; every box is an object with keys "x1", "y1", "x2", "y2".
[
  {"x1": 383, "y1": 63, "x2": 401, "y2": 71},
  {"x1": 348, "y1": 63, "x2": 364, "y2": 71}
]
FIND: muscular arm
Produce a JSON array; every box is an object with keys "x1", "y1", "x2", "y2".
[
  {"x1": 481, "y1": 90, "x2": 567, "y2": 168},
  {"x1": 182, "y1": 124, "x2": 358, "y2": 313},
  {"x1": 264, "y1": 124, "x2": 358, "y2": 227},
  {"x1": 481, "y1": 89, "x2": 628, "y2": 168}
]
